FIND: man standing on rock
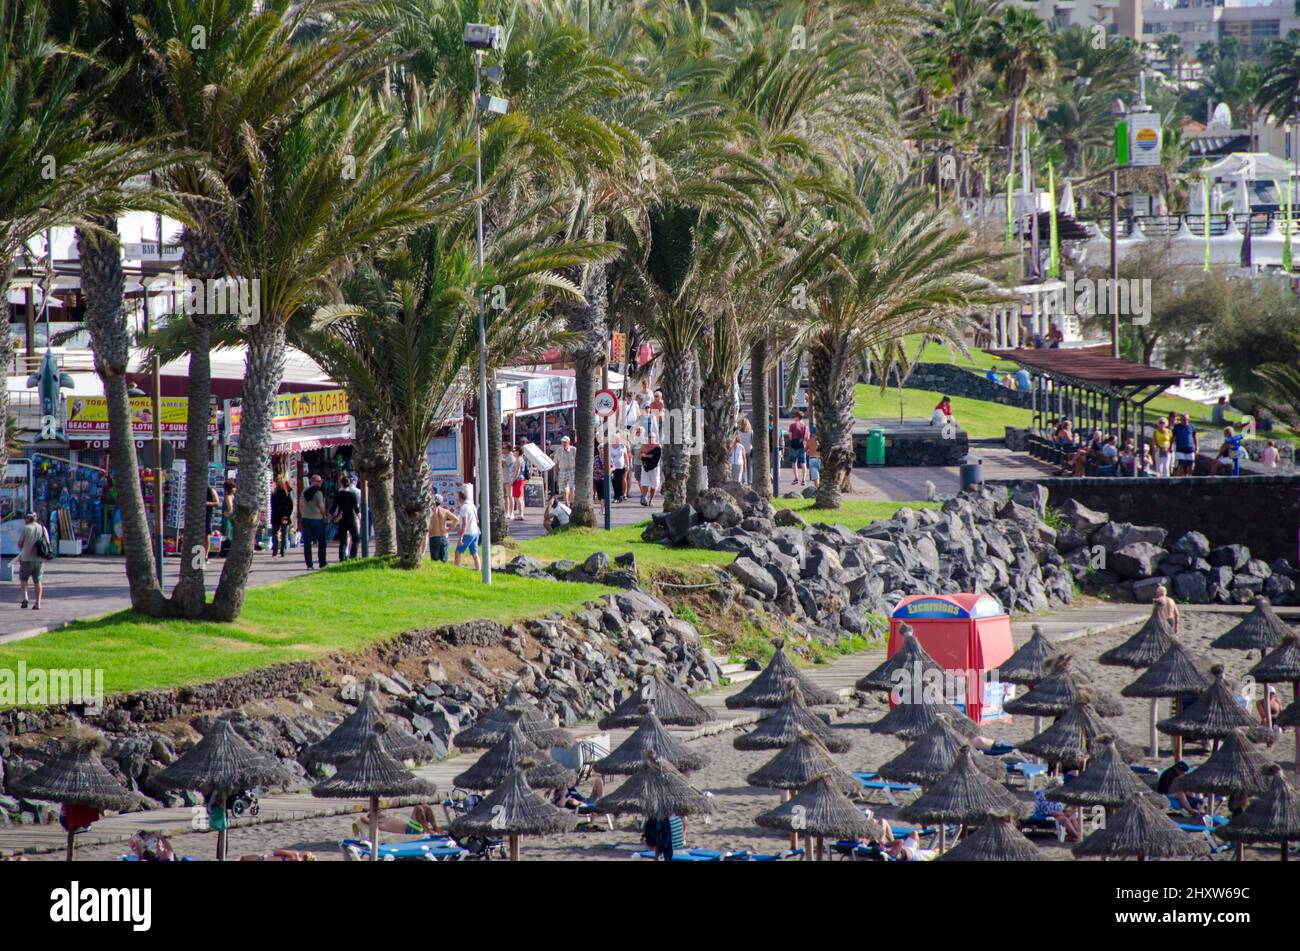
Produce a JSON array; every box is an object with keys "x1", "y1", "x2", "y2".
[{"x1": 1172, "y1": 413, "x2": 1198, "y2": 476}]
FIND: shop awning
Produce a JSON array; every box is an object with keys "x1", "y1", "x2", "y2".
[{"x1": 269, "y1": 421, "x2": 354, "y2": 455}]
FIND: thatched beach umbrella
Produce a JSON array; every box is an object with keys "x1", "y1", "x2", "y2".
[
  {"x1": 592, "y1": 706, "x2": 708, "y2": 776},
  {"x1": 1122, "y1": 639, "x2": 1214, "y2": 758},
  {"x1": 453, "y1": 711, "x2": 576, "y2": 792},
  {"x1": 599, "y1": 671, "x2": 712, "y2": 729},
  {"x1": 1279, "y1": 697, "x2": 1300, "y2": 777},
  {"x1": 868, "y1": 694, "x2": 976, "y2": 743},
  {"x1": 1158, "y1": 665, "x2": 1274, "y2": 745},
  {"x1": 1052, "y1": 736, "x2": 1161, "y2": 811},
  {"x1": 1173, "y1": 728, "x2": 1272, "y2": 799},
  {"x1": 305, "y1": 685, "x2": 436, "y2": 766},
  {"x1": 312, "y1": 724, "x2": 436, "y2": 862},
  {"x1": 734, "y1": 681, "x2": 850, "y2": 753},
  {"x1": 1211, "y1": 597, "x2": 1291, "y2": 653},
  {"x1": 746, "y1": 731, "x2": 859, "y2": 798},
  {"x1": 999, "y1": 625, "x2": 1061, "y2": 687},
  {"x1": 1072, "y1": 794, "x2": 1209, "y2": 861},
  {"x1": 595, "y1": 749, "x2": 714, "y2": 826},
  {"x1": 854, "y1": 624, "x2": 945, "y2": 693},
  {"x1": 1216, "y1": 764, "x2": 1300, "y2": 861},
  {"x1": 1019, "y1": 697, "x2": 1130, "y2": 771},
  {"x1": 878, "y1": 718, "x2": 1003, "y2": 787},
  {"x1": 937, "y1": 817, "x2": 1044, "y2": 862},
  {"x1": 756, "y1": 773, "x2": 884, "y2": 861},
  {"x1": 450, "y1": 764, "x2": 577, "y2": 861},
  {"x1": 1099, "y1": 607, "x2": 1174, "y2": 668},
  {"x1": 1003, "y1": 655, "x2": 1123, "y2": 719},
  {"x1": 725, "y1": 637, "x2": 839, "y2": 709},
  {"x1": 155, "y1": 718, "x2": 293, "y2": 861},
  {"x1": 453, "y1": 686, "x2": 574, "y2": 751},
  {"x1": 1249, "y1": 633, "x2": 1300, "y2": 763},
  {"x1": 13, "y1": 728, "x2": 142, "y2": 861},
  {"x1": 901, "y1": 747, "x2": 1029, "y2": 852}
]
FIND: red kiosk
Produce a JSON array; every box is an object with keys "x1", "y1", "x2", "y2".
[{"x1": 889, "y1": 593, "x2": 1015, "y2": 723}]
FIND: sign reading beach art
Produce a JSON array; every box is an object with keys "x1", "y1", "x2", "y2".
[{"x1": 65, "y1": 396, "x2": 216, "y2": 440}]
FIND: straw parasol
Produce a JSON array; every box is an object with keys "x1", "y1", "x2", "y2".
[
  {"x1": 756, "y1": 773, "x2": 885, "y2": 861},
  {"x1": 453, "y1": 685, "x2": 574, "y2": 750},
  {"x1": 725, "y1": 637, "x2": 839, "y2": 709},
  {"x1": 1173, "y1": 728, "x2": 1273, "y2": 799},
  {"x1": 1072, "y1": 794, "x2": 1209, "y2": 860},
  {"x1": 1003, "y1": 655, "x2": 1123, "y2": 718},
  {"x1": 1249, "y1": 633, "x2": 1300, "y2": 755},
  {"x1": 452, "y1": 711, "x2": 576, "y2": 792},
  {"x1": 877, "y1": 718, "x2": 1003, "y2": 787},
  {"x1": 598, "y1": 671, "x2": 712, "y2": 729},
  {"x1": 1019, "y1": 696, "x2": 1134, "y2": 770},
  {"x1": 1158, "y1": 665, "x2": 1275, "y2": 745},
  {"x1": 155, "y1": 717, "x2": 293, "y2": 861},
  {"x1": 594, "y1": 749, "x2": 714, "y2": 822},
  {"x1": 13, "y1": 728, "x2": 142, "y2": 861},
  {"x1": 853, "y1": 624, "x2": 945, "y2": 693},
  {"x1": 1216, "y1": 764, "x2": 1300, "y2": 861},
  {"x1": 998, "y1": 624, "x2": 1061, "y2": 686},
  {"x1": 305, "y1": 684, "x2": 436, "y2": 766},
  {"x1": 901, "y1": 747, "x2": 1029, "y2": 852},
  {"x1": 312, "y1": 724, "x2": 436, "y2": 862},
  {"x1": 449, "y1": 764, "x2": 577, "y2": 861},
  {"x1": 746, "y1": 731, "x2": 859, "y2": 798},
  {"x1": 591, "y1": 706, "x2": 708, "y2": 775},
  {"x1": 867, "y1": 694, "x2": 976, "y2": 742},
  {"x1": 1210, "y1": 597, "x2": 1292, "y2": 652},
  {"x1": 1099, "y1": 607, "x2": 1174, "y2": 668},
  {"x1": 1122, "y1": 639, "x2": 1214, "y2": 758},
  {"x1": 734, "y1": 680, "x2": 850, "y2": 753},
  {"x1": 937, "y1": 817, "x2": 1044, "y2": 862},
  {"x1": 1052, "y1": 736, "x2": 1161, "y2": 810}
]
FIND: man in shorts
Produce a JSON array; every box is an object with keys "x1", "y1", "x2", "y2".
[
  {"x1": 453, "y1": 488, "x2": 481, "y2": 570},
  {"x1": 17, "y1": 512, "x2": 51, "y2": 610},
  {"x1": 551, "y1": 435, "x2": 577, "y2": 504},
  {"x1": 1171, "y1": 413, "x2": 1198, "y2": 476}
]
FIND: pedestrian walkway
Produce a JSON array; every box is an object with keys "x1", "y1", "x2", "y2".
[{"x1": 0, "y1": 600, "x2": 1147, "y2": 857}]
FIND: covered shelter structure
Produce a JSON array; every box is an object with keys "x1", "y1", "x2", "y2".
[{"x1": 987, "y1": 346, "x2": 1193, "y2": 460}]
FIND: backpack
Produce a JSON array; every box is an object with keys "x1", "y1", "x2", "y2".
[{"x1": 36, "y1": 528, "x2": 54, "y2": 561}]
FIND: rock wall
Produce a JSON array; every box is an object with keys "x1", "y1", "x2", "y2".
[{"x1": 867, "y1": 362, "x2": 1033, "y2": 409}]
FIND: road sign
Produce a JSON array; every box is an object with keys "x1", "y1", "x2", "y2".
[{"x1": 594, "y1": 389, "x2": 618, "y2": 418}]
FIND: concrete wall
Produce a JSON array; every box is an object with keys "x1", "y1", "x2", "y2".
[
  {"x1": 990, "y1": 475, "x2": 1300, "y2": 563},
  {"x1": 866, "y1": 362, "x2": 1034, "y2": 410}
]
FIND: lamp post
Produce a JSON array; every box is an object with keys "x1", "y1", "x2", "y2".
[{"x1": 466, "y1": 23, "x2": 507, "y2": 585}]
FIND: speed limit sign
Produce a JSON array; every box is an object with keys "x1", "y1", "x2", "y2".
[{"x1": 594, "y1": 389, "x2": 618, "y2": 418}]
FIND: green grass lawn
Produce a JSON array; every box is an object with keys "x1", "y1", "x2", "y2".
[
  {"x1": 770, "y1": 497, "x2": 939, "y2": 532},
  {"x1": 0, "y1": 560, "x2": 610, "y2": 700},
  {"x1": 855, "y1": 384, "x2": 1034, "y2": 439}
]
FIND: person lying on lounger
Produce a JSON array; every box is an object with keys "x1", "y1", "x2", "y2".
[
  {"x1": 1032, "y1": 779, "x2": 1081, "y2": 841},
  {"x1": 1157, "y1": 760, "x2": 1204, "y2": 817},
  {"x1": 127, "y1": 830, "x2": 176, "y2": 862},
  {"x1": 556, "y1": 778, "x2": 605, "y2": 809},
  {"x1": 352, "y1": 803, "x2": 442, "y2": 840},
  {"x1": 238, "y1": 850, "x2": 317, "y2": 861}
]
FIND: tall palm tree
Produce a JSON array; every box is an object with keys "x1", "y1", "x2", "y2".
[
  {"x1": 1158, "y1": 33, "x2": 1185, "y2": 86},
  {"x1": 793, "y1": 163, "x2": 1005, "y2": 508},
  {"x1": 1256, "y1": 32, "x2": 1300, "y2": 124},
  {"x1": 986, "y1": 6, "x2": 1054, "y2": 180}
]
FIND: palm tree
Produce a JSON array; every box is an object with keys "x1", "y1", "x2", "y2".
[
  {"x1": 1256, "y1": 32, "x2": 1300, "y2": 124},
  {"x1": 1158, "y1": 34, "x2": 1185, "y2": 85},
  {"x1": 793, "y1": 163, "x2": 1005, "y2": 508},
  {"x1": 986, "y1": 6, "x2": 1054, "y2": 180}
]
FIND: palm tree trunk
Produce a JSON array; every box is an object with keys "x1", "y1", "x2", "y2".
[
  {"x1": 701, "y1": 364, "x2": 737, "y2": 488},
  {"x1": 351, "y1": 399, "x2": 395, "y2": 557},
  {"x1": 209, "y1": 321, "x2": 285, "y2": 621},
  {"x1": 1007, "y1": 95, "x2": 1020, "y2": 181},
  {"x1": 171, "y1": 227, "x2": 224, "y2": 617},
  {"x1": 686, "y1": 351, "x2": 704, "y2": 499},
  {"x1": 486, "y1": 368, "x2": 507, "y2": 542},
  {"x1": 0, "y1": 272, "x2": 11, "y2": 477},
  {"x1": 76, "y1": 221, "x2": 166, "y2": 614},
  {"x1": 659, "y1": 346, "x2": 694, "y2": 510},
  {"x1": 808, "y1": 338, "x2": 855, "y2": 510},
  {"x1": 750, "y1": 337, "x2": 771, "y2": 497},
  {"x1": 567, "y1": 260, "x2": 607, "y2": 529},
  {"x1": 392, "y1": 445, "x2": 432, "y2": 568}
]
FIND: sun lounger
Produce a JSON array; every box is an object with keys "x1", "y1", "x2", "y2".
[
  {"x1": 340, "y1": 835, "x2": 467, "y2": 862},
  {"x1": 633, "y1": 848, "x2": 732, "y2": 861},
  {"x1": 1008, "y1": 761, "x2": 1049, "y2": 789},
  {"x1": 980, "y1": 741, "x2": 1018, "y2": 756},
  {"x1": 851, "y1": 771, "x2": 920, "y2": 805},
  {"x1": 722, "y1": 848, "x2": 805, "y2": 861},
  {"x1": 120, "y1": 854, "x2": 198, "y2": 862}
]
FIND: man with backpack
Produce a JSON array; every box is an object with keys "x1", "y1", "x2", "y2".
[{"x1": 17, "y1": 512, "x2": 52, "y2": 611}]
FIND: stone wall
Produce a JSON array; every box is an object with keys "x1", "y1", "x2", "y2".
[
  {"x1": 867, "y1": 362, "x2": 1033, "y2": 409},
  {"x1": 853, "y1": 427, "x2": 969, "y2": 466},
  {"x1": 988, "y1": 475, "x2": 1300, "y2": 563}
]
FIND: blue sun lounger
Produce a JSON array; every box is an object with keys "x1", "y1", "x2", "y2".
[
  {"x1": 980, "y1": 741, "x2": 1018, "y2": 756},
  {"x1": 1008, "y1": 761, "x2": 1049, "y2": 788},
  {"x1": 340, "y1": 835, "x2": 467, "y2": 862},
  {"x1": 722, "y1": 848, "x2": 805, "y2": 861},
  {"x1": 634, "y1": 848, "x2": 733, "y2": 861},
  {"x1": 851, "y1": 771, "x2": 920, "y2": 805}
]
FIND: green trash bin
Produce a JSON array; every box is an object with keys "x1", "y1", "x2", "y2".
[{"x1": 866, "y1": 429, "x2": 886, "y2": 466}]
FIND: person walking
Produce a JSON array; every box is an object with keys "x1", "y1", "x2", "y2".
[
  {"x1": 730, "y1": 433, "x2": 746, "y2": 483},
  {"x1": 639, "y1": 430, "x2": 662, "y2": 507},
  {"x1": 629, "y1": 425, "x2": 645, "y2": 502},
  {"x1": 593, "y1": 436, "x2": 606, "y2": 503},
  {"x1": 1261, "y1": 438, "x2": 1279, "y2": 468},
  {"x1": 427, "y1": 494, "x2": 458, "y2": 562},
  {"x1": 787, "y1": 411, "x2": 809, "y2": 485},
  {"x1": 454, "y1": 487, "x2": 481, "y2": 570},
  {"x1": 270, "y1": 478, "x2": 294, "y2": 557},
  {"x1": 300, "y1": 474, "x2": 329, "y2": 569},
  {"x1": 219, "y1": 480, "x2": 237, "y2": 556},
  {"x1": 1152, "y1": 417, "x2": 1172, "y2": 477},
  {"x1": 1172, "y1": 413, "x2": 1198, "y2": 476},
  {"x1": 551, "y1": 436, "x2": 577, "y2": 505},
  {"x1": 331, "y1": 474, "x2": 362, "y2": 561},
  {"x1": 609, "y1": 434, "x2": 627, "y2": 503},
  {"x1": 507, "y1": 446, "x2": 527, "y2": 520},
  {"x1": 738, "y1": 417, "x2": 753, "y2": 484},
  {"x1": 16, "y1": 512, "x2": 51, "y2": 610}
]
